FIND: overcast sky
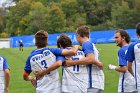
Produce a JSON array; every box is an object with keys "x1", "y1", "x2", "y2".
[
  {"x1": 0, "y1": 0, "x2": 15, "y2": 7},
  {"x1": 0, "y1": 0, "x2": 6, "y2": 6}
]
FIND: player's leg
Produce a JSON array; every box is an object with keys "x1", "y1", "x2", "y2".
[
  {"x1": 21, "y1": 46, "x2": 23, "y2": 51},
  {"x1": 87, "y1": 88, "x2": 104, "y2": 93},
  {"x1": 19, "y1": 46, "x2": 21, "y2": 51}
]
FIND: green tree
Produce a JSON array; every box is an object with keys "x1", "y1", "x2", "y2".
[
  {"x1": 77, "y1": 0, "x2": 111, "y2": 26},
  {"x1": 45, "y1": 3, "x2": 66, "y2": 33},
  {"x1": 61, "y1": 0, "x2": 84, "y2": 32},
  {"x1": 111, "y1": 1, "x2": 138, "y2": 29},
  {"x1": 24, "y1": 2, "x2": 48, "y2": 35},
  {"x1": 6, "y1": 0, "x2": 32, "y2": 36},
  {"x1": 0, "y1": 8, "x2": 7, "y2": 33}
]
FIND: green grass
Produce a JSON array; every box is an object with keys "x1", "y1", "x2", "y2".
[{"x1": 0, "y1": 44, "x2": 120, "y2": 93}]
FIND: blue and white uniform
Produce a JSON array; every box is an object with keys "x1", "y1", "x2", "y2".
[
  {"x1": 62, "y1": 49, "x2": 88, "y2": 93},
  {"x1": 24, "y1": 48, "x2": 64, "y2": 93},
  {"x1": 118, "y1": 46, "x2": 136, "y2": 93},
  {"x1": 0, "y1": 56, "x2": 9, "y2": 93},
  {"x1": 126, "y1": 40, "x2": 140, "y2": 93},
  {"x1": 82, "y1": 41, "x2": 104, "y2": 91}
]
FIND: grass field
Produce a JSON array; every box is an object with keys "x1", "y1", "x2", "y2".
[{"x1": 0, "y1": 43, "x2": 120, "y2": 93}]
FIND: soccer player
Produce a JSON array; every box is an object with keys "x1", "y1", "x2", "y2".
[
  {"x1": 0, "y1": 56, "x2": 10, "y2": 93},
  {"x1": 126, "y1": 23, "x2": 140, "y2": 93},
  {"x1": 18, "y1": 39, "x2": 23, "y2": 51},
  {"x1": 57, "y1": 34, "x2": 88, "y2": 93},
  {"x1": 108, "y1": 29, "x2": 137, "y2": 93},
  {"x1": 23, "y1": 30, "x2": 78, "y2": 93},
  {"x1": 65, "y1": 25, "x2": 104, "y2": 93}
]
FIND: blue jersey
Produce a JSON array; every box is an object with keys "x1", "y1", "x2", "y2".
[
  {"x1": 0, "y1": 56, "x2": 9, "y2": 92},
  {"x1": 82, "y1": 41, "x2": 104, "y2": 90},
  {"x1": 118, "y1": 46, "x2": 136, "y2": 92},
  {"x1": 24, "y1": 48, "x2": 64, "y2": 93},
  {"x1": 126, "y1": 40, "x2": 140, "y2": 91}
]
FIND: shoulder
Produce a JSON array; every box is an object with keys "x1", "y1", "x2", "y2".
[
  {"x1": 129, "y1": 41, "x2": 140, "y2": 47},
  {"x1": 120, "y1": 46, "x2": 128, "y2": 52},
  {"x1": 0, "y1": 56, "x2": 6, "y2": 61},
  {"x1": 82, "y1": 41, "x2": 92, "y2": 46},
  {"x1": 118, "y1": 47, "x2": 125, "y2": 54},
  {"x1": 82, "y1": 41, "x2": 93, "y2": 49}
]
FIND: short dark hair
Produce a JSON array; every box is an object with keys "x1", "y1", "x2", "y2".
[
  {"x1": 136, "y1": 23, "x2": 140, "y2": 36},
  {"x1": 76, "y1": 25, "x2": 90, "y2": 37},
  {"x1": 116, "y1": 29, "x2": 130, "y2": 43},
  {"x1": 57, "y1": 34, "x2": 72, "y2": 48},
  {"x1": 35, "y1": 30, "x2": 48, "y2": 48}
]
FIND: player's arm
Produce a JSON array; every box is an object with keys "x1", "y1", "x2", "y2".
[
  {"x1": 35, "y1": 56, "x2": 64, "y2": 78},
  {"x1": 4, "y1": 69, "x2": 10, "y2": 93},
  {"x1": 23, "y1": 56, "x2": 36, "y2": 87},
  {"x1": 23, "y1": 70, "x2": 33, "y2": 81},
  {"x1": 65, "y1": 42, "x2": 103, "y2": 67},
  {"x1": 2, "y1": 57, "x2": 10, "y2": 93},
  {"x1": 108, "y1": 49, "x2": 127, "y2": 73},
  {"x1": 35, "y1": 60, "x2": 63, "y2": 78},
  {"x1": 61, "y1": 45, "x2": 79, "y2": 56},
  {"x1": 65, "y1": 53, "x2": 103, "y2": 67},
  {"x1": 108, "y1": 64, "x2": 127, "y2": 72},
  {"x1": 128, "y1": 62, "x2": 134, "y2": 76},
  {"x1": 23, "y1": 70, "x2": 36, "y2": 87},
  {"x1": 116, "y1": 66, "x2": 127, "y2": 72},
  {"x1": 125, "y1": 44, "x2": 134, "y2": 76}
]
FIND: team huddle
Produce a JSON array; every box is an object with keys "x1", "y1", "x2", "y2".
[{"x1": 1, "y1": 24, "x2": 140, "y2": 93}]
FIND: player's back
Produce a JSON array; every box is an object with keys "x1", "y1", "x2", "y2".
[
  {"x1": 29, "y1": 48, "x2": 61, "y2": 93},
  {"x1": 62, "y1": 49, "x2": 88, "y2": 93},
  {"x1": 0, "y1": 57, "x2": 5, "y2": 93},
  {"x1": 88, "y1": 43, "x2": 104, "y2": 90}
]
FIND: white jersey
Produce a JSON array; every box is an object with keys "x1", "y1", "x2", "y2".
[
  {"x1": 24, "y1": 48, "x2": 64, "y2": 93},
  {"x1": 134, "y1": 43, "x2": 140, "y2": 91},
  {"x1": 0, "y1": 56, "x2": 9, "y2": 93},
  {"x1": 126, "y1": 40, "x2": 140, "y2": 92},
  {"x1": 118, "y1": 46, "x2": 136, "y2": 92},
  {"x1": 118, "y1": 70, "x2": 136, "y2": 92},
  {"x1": 62, "y1": 50, "x2": 88, "y2": 93},
  {"x1": 82, "y1": 41, "x2": 104, "y2": 90}
]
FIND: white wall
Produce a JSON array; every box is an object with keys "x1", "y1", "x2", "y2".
[{"x1": 0, "y1": 38, "x2": 10, "y2": 48}]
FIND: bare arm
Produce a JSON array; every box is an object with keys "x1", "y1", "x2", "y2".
[
  {"x1": 61, "y1": 45, "x2": 79, "y2": 56},
  {"x1": 4, "y1": 69, "x2": 10, "y2": 93},
  {"x1": 128, "y1": 62, "x2": 134, "y2": 76},
  {"x1": 23, "y1": 71, "x2": 36, "y2": 87},
  {"x1": 34, "y1": 60, "x2": 62, "y2": 78},
  {"x1": 115, "y1": 66, "x2": 127, "y2": 73},
  {"x1": 65, "y1": 53, "x2": 103, "y2": 67},
  {"x1": 108, "y1": 64, "x2": 127, "y2": 73}
]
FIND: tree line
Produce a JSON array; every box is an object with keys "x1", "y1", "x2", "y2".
[{"x1": 0, "y1": 0, "x2": 140, "y2": 37}]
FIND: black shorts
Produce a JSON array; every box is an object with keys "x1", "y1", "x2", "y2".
[{"x1": 20, "y1": 43, "x2": 23, "y2": 47}]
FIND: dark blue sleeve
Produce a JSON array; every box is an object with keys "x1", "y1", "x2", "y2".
[
  {"x1": 118, "y1": 49, "x2": 127, "y2": 66},
  {"x1": 82, "y1": 41, "x2": 94, "y2": 55},
  {"x1": 56, "y1": 56, "x2": 65, "y2": 63},
  {"x1": 49, "y1": 48, "x2": 62, "y2": 56},
  {"x1": 126, "y1": 44, "x2": 135, "y2": 62},
  {"x1": 24, "y1": 56, "x2": 32, "y2": 74},
  {"x1": 2, "y1": 57, "x2": 9, "y2": 70}
]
